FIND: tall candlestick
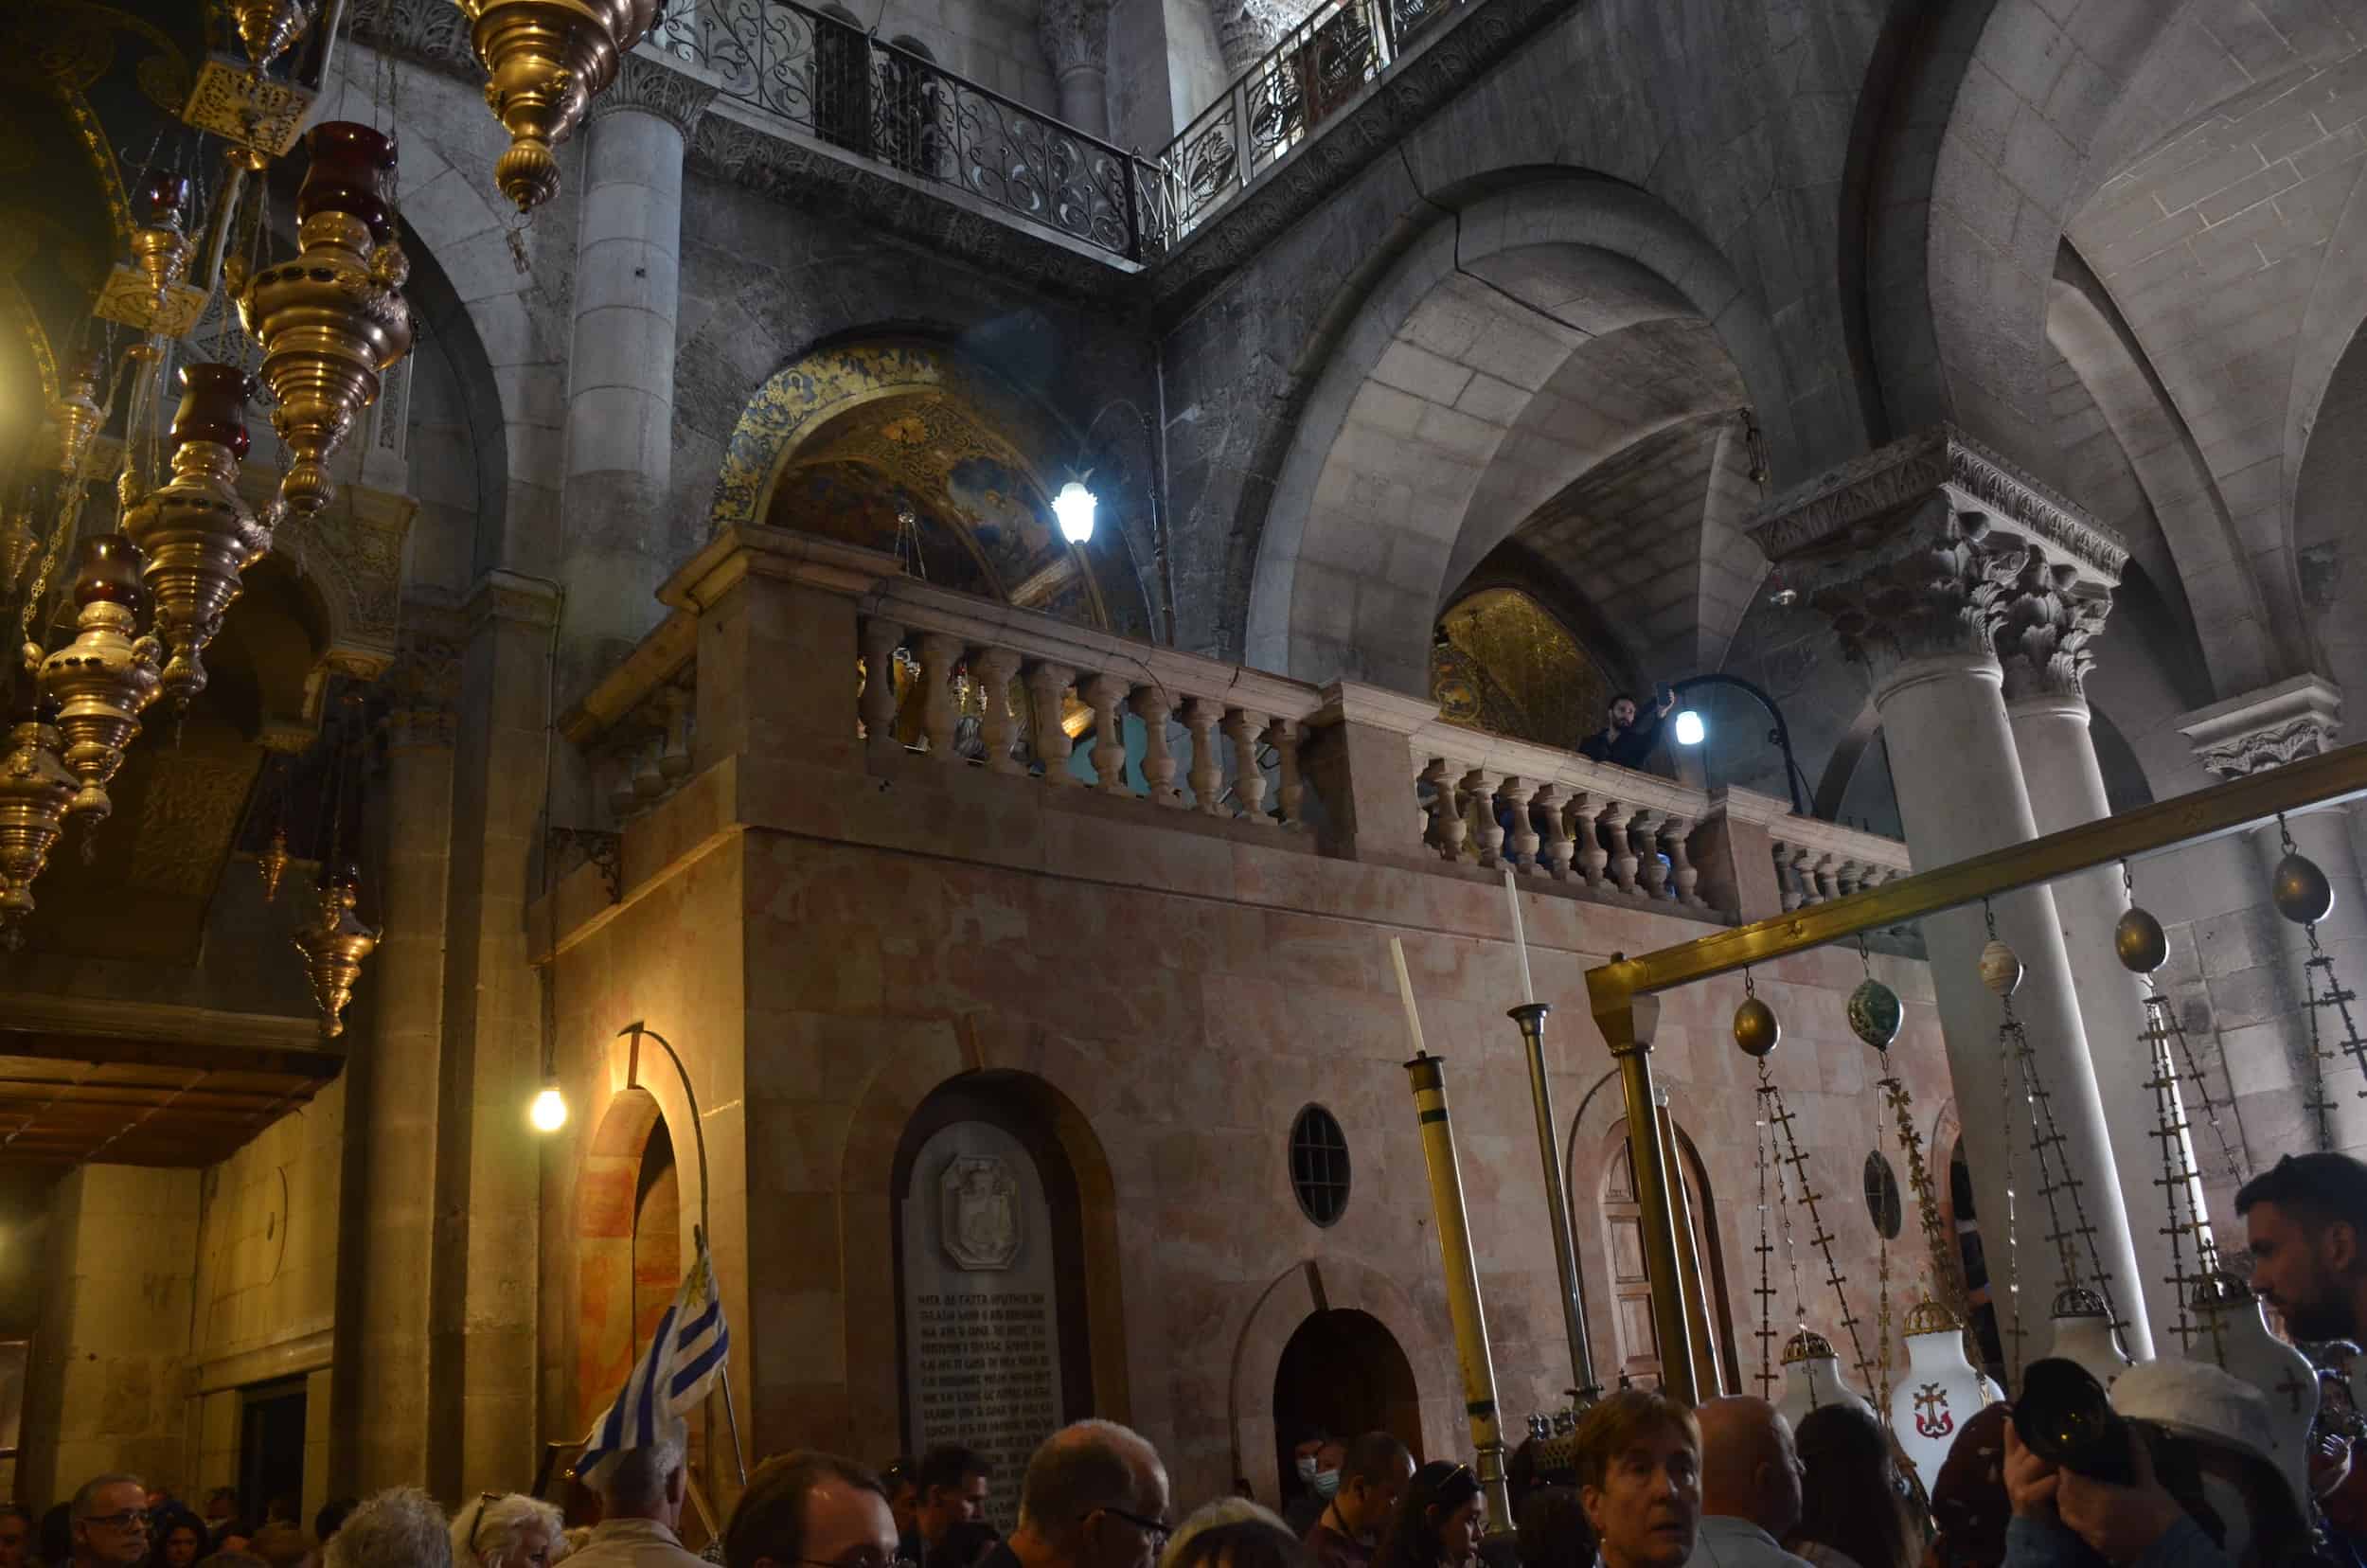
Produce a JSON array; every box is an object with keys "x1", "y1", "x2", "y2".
[
  {"x1": 1390, "y1": 935, "x2": 1428, "y2": 1057},
  {"x1": 1504, "y1": 865, "x2": 1536, "y2": 1005}
]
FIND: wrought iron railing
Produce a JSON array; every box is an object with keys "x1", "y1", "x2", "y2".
[
  {"x1": 1155, "y1": 0, "x2": 1464, "y2": 241},
  {"x1": 650, "y1": 0, "x2": 1173, "y2": 260}
]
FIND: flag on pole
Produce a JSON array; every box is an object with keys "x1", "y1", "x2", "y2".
[{"x1": 577, "y1": 1234, "x2": 732, "y2": 1483}]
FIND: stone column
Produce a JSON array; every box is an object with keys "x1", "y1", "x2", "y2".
[
  {"x1": 1039, "y1": 0, "x2": 1112, "y2": 138},
  {"x1": 2179, "y1": 678, "x2": 2367, "y2": 1177},
  {"x1": 341, "y1": 617, "x2": 460, "y2": 1491},
  {"x1": 560, "y1": 53, "x2": 718, "y2": 706},
  {"x1": 430, "y1": 571, "x2": 561, "y2": 1498},
  {"x1": 1749, "y1": 427, "x2": 2156, "y2": 1358}
]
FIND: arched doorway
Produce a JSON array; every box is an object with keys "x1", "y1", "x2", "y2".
[
  {"x1": 1599, "y1": 1118, "x2": 1740, "y2": 1393},
  {"x1": 1270, "y1": 1309, "x2": 1422, "y2": 1506}
]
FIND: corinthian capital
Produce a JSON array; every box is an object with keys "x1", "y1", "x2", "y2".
[
  {"x1": 1744, "y1": 424, "x2": 2126, "y2": 692},
  {"x1": 2178, "y1": 674, "x2": 2343, "y2": 779},
  {"x1": 588, "y1": 47, "x2": 723, "y2": 138},
  {"x1": 1040, "y1": 0, "x2": 1112, "y2": 75}
]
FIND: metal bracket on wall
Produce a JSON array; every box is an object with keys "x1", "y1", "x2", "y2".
[{"x1": 547, "y1": 827, "x2": 623, "y2": 903}]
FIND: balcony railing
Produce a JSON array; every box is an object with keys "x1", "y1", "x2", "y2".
[
  {"x1": 650, "y1": 0, "x2": 1172, "y2": 261},
  {"x1": 1155, "y1": 0, "x2": 1468, "y2": 242}
]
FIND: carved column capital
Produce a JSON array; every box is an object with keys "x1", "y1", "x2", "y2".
[
  {"x1": 588, "y1": 47, "x2": 723, "y2": 138},
  {"x1": 2177, "y1": 674, "x2": 2344, "y2": 779},
  {"x1": 1744, "y1": 424, "x2": 2126, "y2": 694},
  {"x1": 1039, "y1": 0, "x2": 1112, "y2": 75}
]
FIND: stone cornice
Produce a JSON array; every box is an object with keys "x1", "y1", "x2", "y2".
[
  {"x1": 2178, "y1": 674, "x2": 2344, "y2": 779},
  {"x1": 1744, "y1": 424, "x2": 2127, "y2": 586},
  {"x1": 589, "y1": 45, "x2": 724, "y2": 137},
  {"x1": 467, "y1": 568, "x2": 563, "y2": 633}
]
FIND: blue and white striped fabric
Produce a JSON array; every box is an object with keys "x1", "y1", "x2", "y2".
[{"x1": 577, "y1": 1239, "x2": 731, "y2": 1484}]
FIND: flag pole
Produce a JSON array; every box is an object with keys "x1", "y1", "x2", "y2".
[{"x1": 696, "y1": 1223, "x2": 751, "y2": 1487}]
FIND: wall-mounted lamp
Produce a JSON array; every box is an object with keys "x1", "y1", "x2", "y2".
[{"x1": 1052, "y1": 477, "x2": 1097, "y2": 544}]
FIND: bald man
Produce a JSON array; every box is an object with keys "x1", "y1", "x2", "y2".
[
  {"x1": 1692, "y1": 1399, "x2": 1812, "y2": 1568},
  {"x1": 988, "y1": 1420, "x2": 1171, "y2": 1568}
]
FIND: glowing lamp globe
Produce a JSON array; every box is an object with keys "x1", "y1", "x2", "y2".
[
  {"x1": 1052, "y1": 480, "x2": 1097, "y2": 544},
  {"x1": 1673, "y1": 709, "x2": 1706, "y2": 746},
  {"x1": 529, "y1": 1084, "x2": 569, "y2": 1132}
]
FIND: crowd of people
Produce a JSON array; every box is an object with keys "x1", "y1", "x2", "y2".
[{"x1": 18, "y1": 1151, "x2": 2367, "y2": 1568}]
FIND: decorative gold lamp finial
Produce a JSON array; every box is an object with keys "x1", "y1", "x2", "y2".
[
  {"x1": 128, "y1": 171, "x2": 196, "y2": 306},
  {"x1": 0, "y1": 690, "x2": 77, "y2": 948},
  {"x1": 124, "y1": 365, "x2": 274, "y2": 713},
  {"x1": 257, "y1": 824, "x2": 292, "y2": 902},
  {"x1": 236, "y1": 122, "x2": 413, "y2": 517},
  {"x1": 35, "y1": 535, "x2": 164, "y2": 841},
  {"x1": 293, "y1": 864, "x2": 380, "y2": 1037},
  {"x1": 233, "y1": 0, "x2": 320, "y2": 74},
  {"x1": 458, "y1": 0, "x2": 663, "y2": 211}
]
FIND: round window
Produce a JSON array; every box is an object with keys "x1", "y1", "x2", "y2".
[
  {"x1": 1290, "y1": 1105, "x2": 1350, "y2": 1227},
  {"x1": 1864, "y1": 1150, "x2": 1903, "y2": 1239}
]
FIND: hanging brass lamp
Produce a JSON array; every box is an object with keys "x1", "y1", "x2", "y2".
[
  {"x1": 235, "y1": 122, "x2": 413, "y2": 517},
  {"x1": 45, "y1": 347, "x2": 108, "y2": 479},
  {"x1": 0, "y1": 690, "x2": 76, "y2": 947},
  {"x1": 32, "y1": 535, "x2": 165, "y2": 836},
  {"x1": 293, "y1": 864, "x2": 380, "y2": 1037},
  {"x1": 257, "y1": 824, "x2": 292, "y2": 901},
  {"x1": 233, "y1": 0, "x2": 320, "y2": 74},
  {"x1": 129, "y1": 170, "x2": 196, "y2": 307},
  {"x1": 123, "y1": 364, "x2": 274, "y2": 714},
  {"x1": 459, "y1": 0, "x2": 663, "y2": 211}
]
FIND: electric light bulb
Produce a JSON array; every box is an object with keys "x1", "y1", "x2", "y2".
[
  {"x1": 529, "y1": 1084, "x2": 568, "y2": 1132},
  {"x1": 1052, "y1": 480, "x2": 1097, "y2": 544},
  {"x1": 1674, "y1": 709, "x2": 1706, "y2": 746}
]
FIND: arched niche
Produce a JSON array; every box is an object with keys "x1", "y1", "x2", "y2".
[
  {"x1": 708, "y1": 337, "x2": 1151, "y2": 637},
  {"x1": 1594, "y1": 1116, "x2": 1739, "y2": 1395},
  {"x1": 888, "y1": 1072, "x2": 1112, "y2": 1525},
  {"x1": 1269, "y1": 1308, "x2": 1423, "y2": 1496},
  {"x1": 578, "y1": 1087, "x2": 674, "y2": 1428}
]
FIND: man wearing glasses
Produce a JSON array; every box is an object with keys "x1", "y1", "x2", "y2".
[
  {"x1": 67, "y1": 1476, "x2": 151, "y2": 1568},
  {"x1": 984, "y1": 1421, "x2": 1169, "y2": 1568}
]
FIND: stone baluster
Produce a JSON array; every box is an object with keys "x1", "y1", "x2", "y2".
[
  {"x1": 1834, "y1": 858, "x2": 1864, "y2": 898},
  {"x1": 1263, "y1": 717, "x2": 1305, "y2": 829},
  {"x1": 604, "y1": 746, "x2": 640, "y2": 823},
  {"x1": 1575, "y1": 794, "x2": 1610, "y2": 889},
  {"x1": 860, "y1": 616, "x2": 905, "y2": 757},
  {"x1": 1811, "y1": 852, "x2": 1841, "y2": 902},
  {"x1": 1631, "y1": 810, "x2": 1668, "y2": 900},
  {"x1": 1789, "y1": 846, "x2": 1822, "y2": 904},
  {"x1": 971, "y1": 647, "x2": 1023, "y2": 775},
  {"x1": 657, "y1": 687, "x2": 692, "y2": 784},
  {"x1": 1663, "y1": 816, "x2": 1702, "y2": 908},
  {"x1": 917, "y1": 632, "x2": 965, "y2": 762},
  {"x1": 1460, "y1": 765, "x2": 1504, "y2": 867},
  {"x1": 1026, "y1": 661, "x2": 1079, "y2": 785},
  {"x1": 632, "y1": 732, "x2": 667, "y2": 806},
  {"x1": 1420, "y1": 758, "x2": 1466, "y2": 861},
  {"x1": 1535, "y1": 784, "x2": 1574, "y2": 881},
  {"x1": 1084, "y1": 673, "x2": 1132, "y2": 794},
  {"x1": 1606, "y1": 800, "x2": 1640, "y2": 894},
  {"x1": 1184, "y1": 697, "x2": 1227, "y2": 815},
  {"x1": 1499, "y1": 776, "x2": 1539, "y2": 872},
  {"x1": 1131, "y1": 686, "x2": 1184, "y2": 806},
  {"x1": 1770, "y1": 841, "x2": 1799, "y2": 910},
  {"x1": 1224, "y1": 708, "x2": 1270, "y2": 824}
]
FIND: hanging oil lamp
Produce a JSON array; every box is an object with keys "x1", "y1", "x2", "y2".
[
  {"x1": 459, "y1": 0, "x2": 663, "y2": 211},
  {"x1": 124, "y1": 364, "x2": 272, "y2": 713},
  {"x1": 0, "y1": 688, "x2": 76, "y2": 948},
  {"x1": 236, "y1": 122, "x2": 413, "y2": 517},
  {"x1": 257, "y1": 823, "x2": 292, "y2": 901},
  {"x1": 32, "y1": 534, "x2": 165, "y2": 837},
  {"x1": 45, "y1": 347, "x2": 108, "y2": 479},
  {"x1": 129, "y1": 170, "x2": 197, "y2": 309},
  {"x1": 233, "y1": 0, "x2": 320, "y2": 74},
  {"x1": 292, "y1": 862, "x2": 380, "y2": 1037}
]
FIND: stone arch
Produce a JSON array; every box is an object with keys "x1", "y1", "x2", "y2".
[
  {"x1": 577, "y1": 1085, "x2": 668, "y2": 1428},
  {"x1": 1227, "y1": 1257, "x2": 1456, "y2": 1507},
  {"x1": 839, "y1": 1040, "x2": 1130, "y2": 1469},
  {"x1": 1856, "y1": 0, "x2": 2215, "y2": 478},
  {"x1": 1246, "y1": 173, "x2": 1798, "y2": 692}
]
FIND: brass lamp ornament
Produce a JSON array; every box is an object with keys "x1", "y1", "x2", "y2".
[
  {"x1": 459, "y1": 0, "x2": 663, "y2": 211},
  {"x1": 32, "y1": 535, "x2": 164, "y2": 839},
  {"x1": 46, "y1": 347, "x2": 108, "y2": 478},
  {"x1": 129, "y1": 170, "x2": 196, "y2": 307},
  {"x1": 0, "y1": 689, "x2": 76, "y2": 947},
  {"x1": 124, "y1": 364, "x2": 273, "y2": 713},
  {"x1": 236, "y1": 122, "x2": 414, "y2": 517},
  {"x1": 293, "y1": 863, "x2": 380, "y2": 1037},
  {"x1": 234, "y1": 0, "x2": 320, "y2": 74},
  {"x1": 2114, "y1": 903, "x2": 2170, "y2": 975}
]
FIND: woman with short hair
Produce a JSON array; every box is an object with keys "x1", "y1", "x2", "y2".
[{"x1": 449, "y1": 1496, "x2": 566, "y2": 1568}]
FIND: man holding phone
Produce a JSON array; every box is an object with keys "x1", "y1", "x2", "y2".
[{"x1": 1579, "y1": 686, "x2": 1678, "y2": 770}]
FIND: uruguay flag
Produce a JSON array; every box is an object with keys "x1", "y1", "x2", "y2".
[{"x1": 576, "y1": 1236, "x2": 732, "y2": 1484}]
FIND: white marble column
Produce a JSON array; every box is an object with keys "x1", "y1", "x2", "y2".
[
  {"x1": 1749, "y1": 428, "x2": 2155, "y2": 1359},
  {"x1": 561, "y1": 54, "x2": 716, "y2": 704},
  {"x1": 1040, "y1": 0, "x2": 1112, "y2": 137}
]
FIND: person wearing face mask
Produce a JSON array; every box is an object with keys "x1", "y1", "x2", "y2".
[
  {"x1": 1572, "y1": 1389, "x2": 1701, "y2": 1568},
  {"x1": 1306, "y1": 1435, "x2": 1415, "y2": 1568},
  {"x1": 1370, "y1": 1464, "x2": 1485, "y2": 1568},
  {"x1": 1286, "y1": 1446, "x2": 1347, "y2": 1539}
]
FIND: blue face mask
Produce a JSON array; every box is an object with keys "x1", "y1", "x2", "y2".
[{"x1": 1311, "y1": 1470, "x2": 1341, "y2": 1501}]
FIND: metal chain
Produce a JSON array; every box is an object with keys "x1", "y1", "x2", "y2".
[
  {"x1": 1761, "y1": 1064, "x2": 1869, "y2": 1384},
  {"x1": 1997, "y1": 993, "x2": 2025, "y2": 1384},
  {"x1": 1754, "y1": 1100, "x2": 1778, "y2": 1399},
  {"x1": 1875, "y1": 1068, "x2": 1895, "y2": 1427},
  {"x1": 2144, "y1": 995, "x2": 2219, "y2": 1358},
  {"x1": 1765, "y1": 1056, "x2": 1810, "y2": 1342}
]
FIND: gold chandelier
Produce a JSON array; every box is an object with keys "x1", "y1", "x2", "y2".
[
  {"x1": 0, "y1": 693, "x2": 77, "y2": 947},
  {"x1": 293, "y1": 864, "x2": 380, "y2": 1037},
  {"x1": 458, "y1": 0, "x2": 663, "y2": 211},
  {"x1": 32, "y1": 535, "x2": 164, "y2": 839},
  {"x1": 234, "y1": 122, "x2": 412, "y2": 518},
  {"x1": 124, "y1": 365, "x2": 274, "y2": 713}
]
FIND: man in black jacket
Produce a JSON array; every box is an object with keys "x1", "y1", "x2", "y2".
[{"x1": 1578, "y1": 688, "x2": 1675, "y2": 770}]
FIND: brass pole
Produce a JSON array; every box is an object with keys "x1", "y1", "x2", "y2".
[
  {"x1": 1404, "y1": 1053, "x2": 1516, "y2": 1538},
  {"x1": 1657, "y1": 1097, "x2": 1721, "y2": 1396},
  {"x1": 1603, "y1": 996, "x2": 1699, "y2": 1405},
  {"x1": 1510, "y1": 1004, "x2": 1599, "y2": 1399}
]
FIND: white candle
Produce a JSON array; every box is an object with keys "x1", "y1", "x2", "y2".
[
  {"x1": 1390, "y1": 936, "x2": 1429, "y2": 1057},
  {"x1": 1504, "y1": 865, "x2": 1536, "y2": 1005}
]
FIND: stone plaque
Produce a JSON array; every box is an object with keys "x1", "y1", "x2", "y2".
[{"x1": 902, "y1": 1122, "x2": 1064, "y2": 1530}]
